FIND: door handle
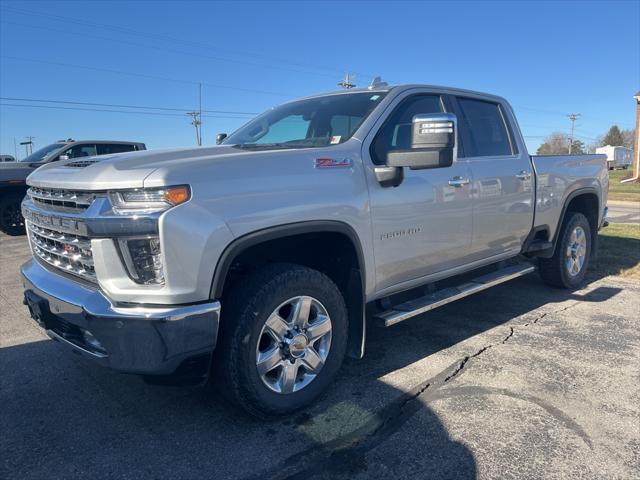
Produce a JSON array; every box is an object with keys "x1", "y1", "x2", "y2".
[
  {"x1": 515, "y1": 170, "x2": 531, "y2": 180},
  {"x1": 448, "y1": 176, "x2": 470, "y2": 187}
]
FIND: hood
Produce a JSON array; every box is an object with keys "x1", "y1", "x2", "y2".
[
  {"x1": 25, "y1": 146, "x2": 237, "y2": 190},
  {"x1": 24, "y1": 145, "x2": 308, "y2": 190}
]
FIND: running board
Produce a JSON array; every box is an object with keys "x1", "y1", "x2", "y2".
[{"x1": 376, "y1": 264, "x2": 536, "y2": 327}]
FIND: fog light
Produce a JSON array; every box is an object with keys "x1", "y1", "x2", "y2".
[
  {"x1": 118, "y1": 237, "x2": 164, "y2": 285},
  {"x1": 81, "y1": 329, "x2": 106, "y2": 354}
]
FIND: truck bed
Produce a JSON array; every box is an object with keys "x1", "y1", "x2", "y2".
[{"x1": 531, "y1": 154, "x2": 608, "y2": 239}]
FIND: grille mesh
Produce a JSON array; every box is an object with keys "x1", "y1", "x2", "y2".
[{"x1": 27, "y1": 220, "x2": 96, "y2": 282}]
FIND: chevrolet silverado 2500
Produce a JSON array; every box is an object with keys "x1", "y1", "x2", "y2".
[{"x1": 20, "y1": 84, "x2": 608, "y2": 416}]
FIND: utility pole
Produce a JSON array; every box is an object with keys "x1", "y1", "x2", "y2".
[
  {"x1": 198, "y1": 82, "x2": 203, "y2": 145},
  {"x1": 567, "y1": 113, "x2": 581, "y2": 154},
  {"x1": 20, "y1": 136, "x2": 35, "y2": 156},
  {"x1": 338, "y1": 72, "x2": 356, "y2": 89},
  {"x1": 13, "y1": 137, "x2": 18, "y2": 159},
  {"x1": 186, "y1": 112, "x2": 202, "y2": 146}
]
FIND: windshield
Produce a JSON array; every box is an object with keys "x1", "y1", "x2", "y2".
[
  {"x1": 20, "y1": 143, "x2": 66, "y2": 162},
  {"x1": 224, "y1": 92, "x2": 388, "y2": 149}
]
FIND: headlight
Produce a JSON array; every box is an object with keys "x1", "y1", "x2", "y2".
[{"x1": 109, "y1": 186, "x2": 190, "y2": 215}]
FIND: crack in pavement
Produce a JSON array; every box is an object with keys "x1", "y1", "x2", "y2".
[{"x1": 243, "y1": 301, "x2": 583, "y2": 480}]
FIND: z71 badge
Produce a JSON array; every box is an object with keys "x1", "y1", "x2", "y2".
[{"x1": 314, "y1": 158, "x2": 353, "y2": 169}]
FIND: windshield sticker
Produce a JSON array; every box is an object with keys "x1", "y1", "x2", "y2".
[
  {"x1": 330, "y1": 136, "x2": 342, "y2": 145},
  {"x1": 370, "y1": 95, "x2": 380, "y2": 101}
]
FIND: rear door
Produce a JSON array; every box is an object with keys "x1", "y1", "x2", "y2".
[
  {"x1": 364, "y1": 91, "x2": 473, "y2": 293},
  {"x1": 452, "y1": 96, "x2": 534, "y2": 259}
]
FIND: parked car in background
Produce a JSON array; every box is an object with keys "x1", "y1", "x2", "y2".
[
  {"x1": 0, "y1": 139, "x2": 146, "y2": 235},
  {"x1": 20, "y1": 85, "x2": 608, "y2": 417},
  {"x1": 596, "y1": 145, "x2": 633, "y2": 170},
  {"x1": 1, "y1": 155, "x2": 16, "y2": 162}
]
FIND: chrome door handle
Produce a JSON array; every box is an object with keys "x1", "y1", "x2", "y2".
[
  {"x1": 515, "y1": 170, "x2": 531, "y2": 180},
  {"x1": 448, "y1": 176, "x2": 470, "y2": 187}
]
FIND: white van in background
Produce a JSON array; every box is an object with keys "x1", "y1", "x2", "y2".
[{"x1": 596, "y1": 145, "x2": 633, "y2": 170}]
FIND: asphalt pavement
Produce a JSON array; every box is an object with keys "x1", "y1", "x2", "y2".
[{"x1": 1, "y1": 231, "x2": 639, "y2": 480}]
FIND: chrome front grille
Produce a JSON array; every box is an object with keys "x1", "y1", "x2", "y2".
[
  {"x1": 27, "y1": 222, "x2": 96, "y2": 282},
  {"x1": 27, "y1": 187, "x2": 95, "y2": 213}
]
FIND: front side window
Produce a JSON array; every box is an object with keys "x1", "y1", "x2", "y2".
[
  {"x1": 456, "y1": 98, "x2": 513, "y2": 157},
  {"x1": 223, "y1": 92, "x2": 387, "y2": 150},
  {"x1": 371, "y1": 94, "x2": 444, "y2": 165},
  {"x1": 63, "y1": 144, "x2": 97, "y2": 159}
]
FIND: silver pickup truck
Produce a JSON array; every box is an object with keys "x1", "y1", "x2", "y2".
[{"x1": 20, "y1": 84, "x2": 608, "y2": 417}]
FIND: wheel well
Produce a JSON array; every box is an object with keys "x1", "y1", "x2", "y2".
[
  {"x1": 214, "y1": 227, "x2": 366, "y2": 359},
  {"x1": 565, "y1": 192, "x2": 599, "y2": 234},
  {"x1": 559, "y1": 192, "x2": 600, "y2": 257}
]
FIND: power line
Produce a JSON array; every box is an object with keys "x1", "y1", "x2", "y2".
[
  {"x1": 0, "y1": 5, "x2": 375, "y2": 80},
  {"x1": 0, "y1": 102, "x2": 255, "y2": 119},
  {"x1": 0, "y1": 55, "x2": 291, "y2": 97},
  {"x1": 0, "y1": 19, "x2": 341, "y2": 80},
  {"x1": 0, "y1": 96, "x2": 257, "y2": 115}
]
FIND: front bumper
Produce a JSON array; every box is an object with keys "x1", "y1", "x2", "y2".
[{"x1": 21, "y1": 259, "x2": 220, "y2": 375}]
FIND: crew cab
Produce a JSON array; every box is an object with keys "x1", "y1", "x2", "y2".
[
  {"x1": 20, "y1": 84, "x2": 608, "y2": 417},
  {"x1": 0, "y1": 139, "x2": 145, "y2": 235}
]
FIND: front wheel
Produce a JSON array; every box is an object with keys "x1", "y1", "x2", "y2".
[
  {"x1": 215, "y1": 263, "x2": 348, "y2": 417},
  {"x1": 538, "y1": 212, "x2": 592, "y2": 288},
  {"x1": 0, "y1": 194, "x2": 26, "y2": 235}
]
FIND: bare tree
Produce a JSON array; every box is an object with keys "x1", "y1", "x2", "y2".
[
  {"x1": 621, "y1": 128, "x2": 636, "y2": 149},
  {"x1": 536, "y1": 132, "x2": 584, "y2": 155}
]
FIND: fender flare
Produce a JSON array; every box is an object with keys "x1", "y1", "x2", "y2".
[
  {"x1": 549, "y1": 187, "x2": 600, "y2": 256},
  {"x1": 210, "y1": 220, "x2": 368, "y2": 359}
]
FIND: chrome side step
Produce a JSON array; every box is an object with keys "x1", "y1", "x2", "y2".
[{"x1": 375, "y1": 263, "x2": 536, "y2": 327}]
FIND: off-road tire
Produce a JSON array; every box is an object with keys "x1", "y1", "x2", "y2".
[
  {"x1": 539, "y1": 212, "x2": 592, "y2": 289},
  {"x1": 214, "y1": 263, "x2": 348, "y2": 418}
]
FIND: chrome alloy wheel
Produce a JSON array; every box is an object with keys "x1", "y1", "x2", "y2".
[
  {"x1": 255, "y1": 296, "x2": 332, "y2": 394},
  {"x1": 565, "y1": 226, "x2": 587, "y2": 276}
]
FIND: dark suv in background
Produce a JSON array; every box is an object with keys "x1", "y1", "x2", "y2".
[{"x1": 0, "y1": 139, "x2": 146, "y2": 235}]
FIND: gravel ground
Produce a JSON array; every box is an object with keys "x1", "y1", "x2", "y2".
[{"x1": 1, "y1": 231, "x2": 638, "y2": 480}]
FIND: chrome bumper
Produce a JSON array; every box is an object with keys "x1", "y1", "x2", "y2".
[{"x1": 21, "y1": 259, "x2": 220, "y2": 375}]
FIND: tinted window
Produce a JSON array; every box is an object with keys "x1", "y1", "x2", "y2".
[
  {"x1": 371, "y1": 95, "x2": 443, "y2": 165},
  {"x1": 330, "y1": 115, "x2": 363, "y2": 139},
  {"x1": 63, "y1": 144, "x2": 97, "y2": 159},
  {"x1": 457, "y1": 98, "x2": 513, "y2": 157},
  {"x1": 97, "y1": 143, "x2": 136, "y2": 155}
]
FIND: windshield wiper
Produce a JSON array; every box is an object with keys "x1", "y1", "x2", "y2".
[{"x1": 235, "y1": 143, "x2": 296, "y2": 150}]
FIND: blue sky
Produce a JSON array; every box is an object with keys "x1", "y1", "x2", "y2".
[{"x1": 0, "y1": 0, "x2": 638, "y2": 158}]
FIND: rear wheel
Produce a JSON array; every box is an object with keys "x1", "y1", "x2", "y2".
[
  {"x1": 539, "y1": 212, "x2": 591, "y2": 289},
  {"x1": 215, "y1": 263, "x2": 348, "y2": 417},
  {"x1": 0, "y1": 194, "x2": 25, "y2": 235}
]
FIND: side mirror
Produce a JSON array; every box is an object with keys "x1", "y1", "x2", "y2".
[
  {"x1": 216, "y1": 133, "x2": 228, "y2": 145},
  {"x1": 386, "y1": 113, "x2": 456, "y2": 170},
  {"x1": 58, "y1": 154, "x2": 69, "y2": 161}
]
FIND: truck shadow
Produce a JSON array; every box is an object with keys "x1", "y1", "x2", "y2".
[{"x1": 0, "y1": 273, "x2": 623, "y2": 480}]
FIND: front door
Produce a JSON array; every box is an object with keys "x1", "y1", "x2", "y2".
[{"x1": 364, "y1": 92, "x2": 473, "y2": 294}]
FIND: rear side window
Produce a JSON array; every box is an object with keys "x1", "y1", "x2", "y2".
[
  {"x1": 97, "y1": 144, "x2": 137, "y2": 155},
  {"x1": 456, "y1": 98, "x2": 514, "y2": 157}
]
